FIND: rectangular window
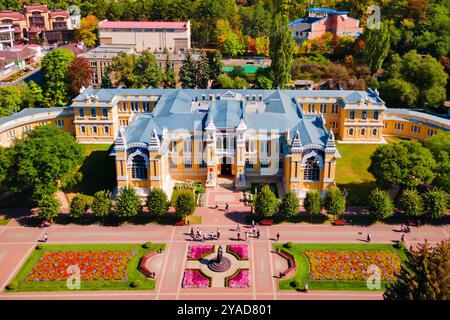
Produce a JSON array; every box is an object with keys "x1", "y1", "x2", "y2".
[
  {"x1": 102, "y1": 108, "x2": 108, "y2": 118},
  {"x1": 79, "y1": 108, "x2": 85, "y2": 118},
  {"x1": 294, "y1": 162, "x2": 298, "y2": 178},
  {"x1": 80, "y1": 125, "x2": 86, "y2": 134},
  {"x1": 143, "y1": 101, "x2": 150, "y2": 112},
  {"x1": 104, "y1": 125, "x2": 110, "y2": 134},
  {"x1": 183, "y1": 139, "x2": 192, "y2": 152},
  {"x1": 119, "y1": 102, "x2": 127, "y2": 112},
  {"x1": 427, "y1": 129, "x2": 436, "y2": 137},
  {"x1": 411, "y1": 125, "x2": 420, "y2": 134},
  {"x1": 90, "y1": 108, "x2": 96, "y2": 118},
  {"x1": 395, "y1": 123, "x2": 404, "y2": 131},
  {"x1": 245, "y1": 161, "x2": 254, "y2": 169},
  {"x1": 131, "y1": 102, "x2": 139, "y2": 112},
  {"x1": 307, "y1": 104, "x2": 315, "y2": 113},
  {"x1": 184, "y1": 159, "x2": 192, "y2": 169},
  {"x1": 320, "y1": 104, "x2": 327, "y2": 113},
  {"x1": 55, "y1": 120, "x2": 64, "y2": 128},
  {"x1": 92, "y1": 126, "x2": 98, "y2": 135},
  {"x1": 199, "y1": 160, "x2": 207, "y2": 168}
]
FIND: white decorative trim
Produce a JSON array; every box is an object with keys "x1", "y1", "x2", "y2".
[{"x1": 127, "y1": 149, "x2": 149, "y2": 167}]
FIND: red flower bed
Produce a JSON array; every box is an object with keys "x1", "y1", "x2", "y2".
[
  {"x1": 27, "y1": 250, "x2": 137, "y2": 282},
  {"x1": 305, "y1": 250, "x2": 402, "y2": 281}
]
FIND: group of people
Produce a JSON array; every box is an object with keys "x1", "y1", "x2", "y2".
[
  {"x1": 235, "y1": 222, "x2": 263, "y2": 241},
  {"x1": 400, "y1": 224, "x2": 411, "y2": 233},
  {"x1": 189, "y1": 227, "x2": 220, "y2": 241},
  {"x1": 214, "y1": 202, "x2": 230, "y2": 212}
]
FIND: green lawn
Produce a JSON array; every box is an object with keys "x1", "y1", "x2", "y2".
[
  {"x1": 72, "y1": 144, "x2": 116, "y2": 195},
  {"x1": 6, "y1": 243, "x2": 165, "y2": 292},
  {"x1": 0, "y1": 218, "x2": 11, "y2": 225},
  {"x1": 275, "y1": 243, "x2": 408, "y2": 291},
  {"x1": 336, "y1": 136, "x2": 403, "y2": 205}
]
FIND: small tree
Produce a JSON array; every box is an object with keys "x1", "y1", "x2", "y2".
[
  {"x1": 422, "y1": 190, "x2": 448, "y2": 219},
  {"x1": 254, "y1": 184, "x2": 278, "y2": 217},
  {"x1": 69, "y1": 194, "x2": 88, "y2": 220},
  {"x1": 397, "y1": 189, "x2": 424, "y2": 217},
  {"x1": 323, "y1": 187, "x2": 346, "y2": 217},
  {"x1": 146, "y1": 188, "x2": 169, "y2": 217},
  {"x1": 368, "y1": 189, "x2": 394, "y2": 219},
  {"x1": 115, "y1": 186, "x2": 141, "y2": 218},
  {"x1": 92, "y1": 190, "x2": 111, "y2": 218},
  {"x1": 179, "y1": 53, "x2": 197, "y2": 88},
  {"x1": 304, "y1": 191, "x2": 322, "y2": 216},
  {"x1": 38, "y1": 193, "x2": 61, "y2": 222},
  {"x1": 162, "y1": 56, "x2": 176, "y2": 88},
  {"x1": 175, "y1": 190, "x2": 196, "y2": 219},
  {"x1": 279, "y1": 191, "x2": 299, "y2": 218},
  {"x1": 197, "y1": 51, "x2": 210, "y2": 89}
]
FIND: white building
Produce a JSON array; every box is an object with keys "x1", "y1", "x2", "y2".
[{"x1": 0, "y1": 24, "x2": 14, "y2": 50}]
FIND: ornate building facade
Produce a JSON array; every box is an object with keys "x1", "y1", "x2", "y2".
[{"x1": 1, "y1": 88, "x2": 449, "y2": 198}]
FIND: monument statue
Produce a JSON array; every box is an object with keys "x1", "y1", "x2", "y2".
[{"x1": 217, "y1": 245, "x2": 223, "y2": 262}]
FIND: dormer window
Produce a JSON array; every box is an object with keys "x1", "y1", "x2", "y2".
[
  {"x1": 258, "y1": 95, "x2": 263, "y2": 101},
  {"x1": 202, "y1": 94, "x2": 206, "y2": 101},
  {"x1": 209, "y1": 95, "x2": 213, "y2": 101},
  {"x1": 245, "y1": 95, "x2": 249, "y2": 101},
  {"x1": 252, "y1": 95, "x2": 256, "y2": 101}
]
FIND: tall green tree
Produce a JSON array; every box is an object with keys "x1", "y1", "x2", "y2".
[
  {"x1": 368, "y1": 189, "x2": 394, "y2": 219},
  {"x1": 197, "y1": 51, "x2": 210, "y2": 89},
  {"x1": 360, "y1": 22, "x2": 391, "y2": 74},
  {"x1": 323, "y1": 187, "x2": 346, "y2": 216},
  {"x1": 279, "y1": 191, "x2": 299, "y2": 218},
  {"x1": 254, "y1": 184, "x2": 278, "y2": 217},
  {"x1": 41, "y1": 48, "x2": 75, "y2": 107},
  {"x1": 38, "y1": 193, "x2": 61, "y2": 222},
  {"x1": 397, "y1": 189, "x2": 424, "y2": 217},
  {"x1": 422, "y1": 190, "x2": 448, "y2": 219},
  {"x1": 209, "y1": 50, "x2": 223, "y2": 87},
  {"x1": 111, "y1": 52, "x2": 137, "y2": 87},
  {"x1": 0, "y1": 86, "x2": 23, "y2": 117},
  {"x1": 69, "y1": 194, "x2": 89, "y2": 220},
  {"x1": 101, "y1": 68, "x2": 113, "y2": 88},
  {"x1": 146, "y1": 188, "x2": 169, "y2": 217},
  {"x1": 423, "y1": 131, "x2": 450, "y2": 192},
  {"x1": 368, "y1": 141, "x2": 436, "y2": 189},
  {"x1": 9, "y1": 125, "x2": 85, "y2": 199},
  {"x1": 384, "y1": 240, "x2": 450, "y2": 300},
  {"x1": 24, "y1": 81, "x2": 44, "y2": 108},
  {"x1": 175, "y1": 190, "x2": 196, "y2": 218},
  {"x1": 179, "y1": 52, "x2": 197, "y2": 88},
  {"x1": 115, "y1": 186, "x2": 142, "y2": 217},
  {"x1": 92, "y1": 190, "x2": 111, "y2": 218},
  {"x1": 134, "y1": 50, "x2": 162, "y2": 88},
  {"x1": 161, "y1": 55, "x2": 176, "y2": 88},
  {"x1": 269, "y1": 14, "x2": 293, "y2": 88},
  {"x1": 304, "y1": 191, "x2": 322, "y2": 216}
]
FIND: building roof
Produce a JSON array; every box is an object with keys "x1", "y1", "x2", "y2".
[
  {"x1": 307, "y1": 8, "x2": 349, "y2": 15},
  {"x1": 0, "y1": 107, "x2": 70, "y2": 130},
  {"x1": 99, "y1": 20, "x2": 189, "y2": 29},
  {"x1": 0, "y1": 10, "x2": 25, "y2": 20},
  {"x1": 49, "y1": 10, "x2": 69, "y2": 19},
  {"x1": 0, "y1": 47, "x2": 36, "y2": 61},
  {"x1": 80, "y1": 45, "x2": 135, "y2": 59},
  {"x1": 24, "y1": 4, "x2": 49, "y2": 13},
  {"x1": 384, "y1": 109, "x2": 450, "y2": 130}
]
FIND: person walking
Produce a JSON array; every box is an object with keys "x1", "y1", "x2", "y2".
[
  {"x1": 236, "y1": 224, "x2": 240, "y2": 232},
  {"x1": 401, "y1": 233, "x2": 405, "y2": 243},
  {"x1": 237, "y1": 232, "x2": 241, "y2": 241},
  {"x1": 215, "y1": 202, "x2": 219, "y2": 210},
  {"x1": 245, "y1": 232, "x2": 248, "y2": 241},
  {"x1": 256, "y1": 229, "x2": 261, "y2": 239},
  {"x1": 190, "y1": 227, "x2": 194, "y2": 237},
  {"x1": 44, "y1": 232, "x2": 48, "y2": 243},
  {"x1": 276, "y1": 233, "x2": 280, "y2": 242},
  {"x1": 367, "y1": 233, "x2": 371, "y2": 243},
  {"x1": 252, "y1": 220, "x2": 255, "y2": 228},
  {"x1": 217, "y1": 228, "x2": 220, "y2": 239},
  {"x1": 225, "y1": 203, "x2": 229, "y2": 212}
]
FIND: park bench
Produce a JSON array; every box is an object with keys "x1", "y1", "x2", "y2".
[
  {"x1": 278, "y1": 249, "x2": 296, "y2": 278},
  {"x1": 139, "y1": 251, "x2": 158, "y2": 278},
  {"x1": 333, "y1": 219, "x2": 347, "y2": 226},
  {"x1": 260, "y1": 219, "x2": 273, "y2": 226}
]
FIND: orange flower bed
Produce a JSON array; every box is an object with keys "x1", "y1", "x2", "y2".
[
  {"x1": 305, "y1": 250, "x2": 402, "y2": 281},
  {"x1": 27, "y1": 250, "x2": 137, "y2": 282}
]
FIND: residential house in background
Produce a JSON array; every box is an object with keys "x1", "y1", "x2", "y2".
[
  {"x1": 0, "y1": 24, "x2": 14, "y2": 50},
  {"x1": 0, "y1": 3, "x2": 75, "y2": 45},
  {"x1": 98, "y1": 20, "x2": 191, "y2": 53},
  {"x1": 289, "y1": 8, "x2": 363, "y2": 44}
]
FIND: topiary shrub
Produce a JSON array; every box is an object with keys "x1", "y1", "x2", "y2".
[
  {"x1": 283, "y1": 242, "x2": 294, "y2": 249},
  {"x1": 6, "y1": 281, "x2": 18, "y2": 290},
  {"x1": 143, "y1": 242, "x2": 152, "y2": 249},
  {"x1": 130, "y1": 280, "x2": 142, "y2": 288},
  {"x1": 36, "y1": 244, "x2": 44, "y2": 250}
]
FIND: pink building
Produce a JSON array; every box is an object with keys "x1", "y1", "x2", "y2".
[{"x1": 289, "y1": 8, "x2": 362, "y2": 43}]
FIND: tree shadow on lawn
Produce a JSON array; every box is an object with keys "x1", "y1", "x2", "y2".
[{"x1": 337, "y1": 181, "x2": 376, "y2": 206}]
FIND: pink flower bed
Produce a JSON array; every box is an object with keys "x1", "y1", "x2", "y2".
[
  {"x1": 227, "y1": 269, "x2": 250, "y2": 288},
  {"x1": 182, "y1": 269, "x2": 211, "y2": 288},
  {"x1": 227, "y1": 244, "x2": 249, "y2": 260},
  {"x1": 187, "y1": 245, "x2": 214, "y2": 260}
]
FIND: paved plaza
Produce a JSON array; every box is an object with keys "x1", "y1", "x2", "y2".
[{"x1": 0, "y1": 186, "x2": 448, "y2": 300}]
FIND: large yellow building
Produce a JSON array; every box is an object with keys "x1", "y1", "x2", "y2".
[{"x1": 1, "y1": 87, "x2": 448, "y2": 199}]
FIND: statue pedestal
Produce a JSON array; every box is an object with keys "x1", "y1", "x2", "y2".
[{"x1": 208, "y1": 257, "x2": 231, "y2": 273}]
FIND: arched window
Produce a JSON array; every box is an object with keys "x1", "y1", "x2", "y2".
[
  {"x1": 349, "y1": 111, "x2": 355, "y2": 120},
  {"x1": 372, "y1": 128, "x2": 378, "y2": 136},
  {"x1": 362, "y1": 111, "x2": 367, "y2": 120},
  {"x1": 373, "y1": 111, "x2": 379, "y2": 120},
  {"x1": 348, "y1": 128, "x2": 354, "y2": 136},
  {"x1": 360, "y1": 128, "x2": 366, "y2": 136},
  {"x1": 304, "y1": 157, "x2": 320, "y2": 181},
  {"x1": 131, "y1": 155, "x2": 148, "y2": 179}
]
